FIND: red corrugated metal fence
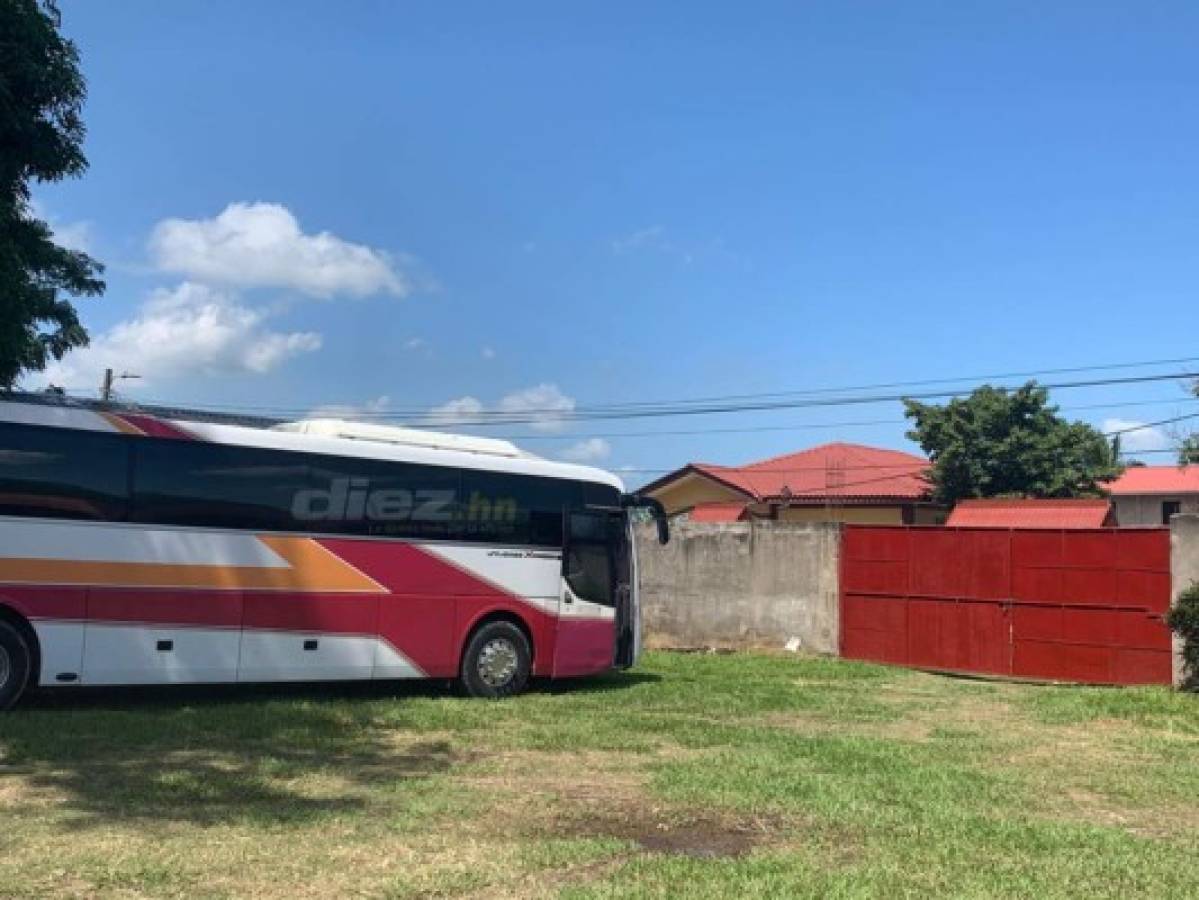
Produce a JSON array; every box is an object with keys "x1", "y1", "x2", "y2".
[{"x1": 840, "y1": 526, "x2": 1173, "y2": 685}]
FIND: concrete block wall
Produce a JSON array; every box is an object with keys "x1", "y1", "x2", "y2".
[{"x1": 634, "y1": 521, "x2": 841, "y2": 655}]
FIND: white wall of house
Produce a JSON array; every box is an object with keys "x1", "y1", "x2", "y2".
[{"x1": 1113, "y1": 494, "x2": 1199, "y2": 526}]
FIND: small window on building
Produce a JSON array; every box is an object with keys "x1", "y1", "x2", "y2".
[{"x1": 1162, "y1": 500, "x2": 1182, "y2": 525}]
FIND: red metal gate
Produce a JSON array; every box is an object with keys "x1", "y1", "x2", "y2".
[{"x1": 840, "y1": 526, "x2": 1173, "y2": 685}]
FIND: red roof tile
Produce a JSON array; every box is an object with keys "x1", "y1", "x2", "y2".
[
  {"x1": 688, "y1": 502, "x2": 749, "y2": 522},
  {"x1": 688, "y1": 442, "x2": 930, "y2": 502},
  {"x1": 1106, "y1": 465, "x2": 1199, "y2": 496},
  {"x1": 946, "y1": 498, "x2": 1112, "y2": 529}
]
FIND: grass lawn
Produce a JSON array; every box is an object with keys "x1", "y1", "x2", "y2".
[{"x1": 3, "y1": 652, "x2": 1199, "y2": 898}]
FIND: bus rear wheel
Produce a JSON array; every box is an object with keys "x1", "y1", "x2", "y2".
[
  {"x1": 460, "y1": 621, "x2": 531, "y2": 699},
  {"x1": 0, "y1": 621, "x2": 32, "y2": 711}
]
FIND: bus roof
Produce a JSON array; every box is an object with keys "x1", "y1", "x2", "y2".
[{"x1": 0, "y1": 396, "x2": 624, "y2": 492}]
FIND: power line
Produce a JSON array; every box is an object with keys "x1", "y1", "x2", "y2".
[
  {"x1": 323, "y1": 370, "x2": 1199, "y2": 426},
  {"x1": 117, "y1": 354, "x2": 1199, "y2": 420},
  {"x1": 1103, "y1": 411, "x2": 1199, "y2": 437},
  {"x1": 546, "y1": 354, "x2": 1199, "y2": 411},
  {"x1": 510, "y1": 396, "x2": 1199, "y2": 442},
  {"x1": 615, "y1": 413, "x2": 1199, "y2": 475},
  {"x1": 120, "y1": 368, "x2": 1199, "y2": 428}
]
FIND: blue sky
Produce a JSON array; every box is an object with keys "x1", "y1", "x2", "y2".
[{"x1": 31, "y1": 1, "x2": 1199, "y2": 483}]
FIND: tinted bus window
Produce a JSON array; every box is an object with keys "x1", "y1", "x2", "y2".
[
  {"x1": 565, "y1": 511, "x2": 615, "y2": 606},
  {"x1": 0, "y1": 422, "x2": 130, "y2": 521},
  {"x1": 132, "y1": 440, "x2": 310, "y2": 531},
  {"x1": 306, "y1": 455, "x2": 464, "y2": 540},
  {"x1": 581, "y1": 481, "x2": 621, "y2": 509},
  {"x1": 461, "y1": 470, "x2": 579, "y2": 546}
]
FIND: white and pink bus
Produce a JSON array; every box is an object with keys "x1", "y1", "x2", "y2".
[{"x1": 0, "y1": 397, "x2": 667, "y2": 708}]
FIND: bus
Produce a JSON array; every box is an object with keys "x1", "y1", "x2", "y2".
[{"x1": 0, "y1": 397, "x2": 668, "y2": 709}]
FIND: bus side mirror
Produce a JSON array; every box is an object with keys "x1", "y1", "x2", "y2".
[{"x1": 623, "y1": 494, "x2": 669, "y2": 545}]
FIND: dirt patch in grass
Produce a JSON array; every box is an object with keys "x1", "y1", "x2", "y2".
[
  {"x1": 466, "y1": 747, "x2": 794, "y2": 865},
  {"x1": 580, "y1": 814, "x2": 767, "y2": 862}
]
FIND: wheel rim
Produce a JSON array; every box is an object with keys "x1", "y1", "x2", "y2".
[
  {"x1": 0, "y1": 645, "x2": 10, "y2": 690},
  {"x1": 477, "y1": 638, "x2": 518, "y2": 688}
]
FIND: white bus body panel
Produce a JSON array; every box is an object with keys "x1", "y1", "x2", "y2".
[
  {"x1": 32, "y1": 621, "x2": 85, "y2": 687},
  {"x1": 239, "y1": 631, "x2": 377, "y2": 682},
  {"x1": 82, "y1": 623, "x2": 240, "y2": 685}
]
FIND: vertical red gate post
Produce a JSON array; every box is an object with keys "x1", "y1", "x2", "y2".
[{"x1": 840, "y1": 525, "x2": 1173, "y2": 686}]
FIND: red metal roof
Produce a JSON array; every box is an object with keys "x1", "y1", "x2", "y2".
[
  {"x1": 688, "y1": 502, "x2": 749, "y2": 522},
  {"x1": 687, "y1": 442, "x2": 930, "y2": 502},
  {"x1": 1106, "y1": 465, "x2": 1199, "y2": 496},
  {"x1": 946, "y1": 498, "x2": 1113, "y2": 529}
]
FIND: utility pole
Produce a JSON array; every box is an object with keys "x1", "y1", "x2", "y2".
[{"x1": 100, "y1": 368, "x2": 141, "y2": 402}]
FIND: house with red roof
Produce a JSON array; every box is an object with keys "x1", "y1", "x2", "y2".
[
  {"x1": 640, "y1": 442, "x2": 944, "y2": 525},
  {"x1": 1106, "y1": 465, "x2": 1199, "y2": 525},
  {"x1": 946, "y1": 498, "x2": 1114, "y2": 529}
]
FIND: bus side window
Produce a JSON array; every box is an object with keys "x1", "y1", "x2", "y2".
[
  {"x1": 0, "y1": 422, "x2": 130, "y2": 521},
  {"x1": 132, "y1": 440, "x2": 309, "y2": 531},
  {"x1": 460, "y1": 470, "x2": 579, "y2": 547},
  {"x1": 305, "y1": 456, "x2": 463, "y2": 540},
  {"x1": 565, "y1": 512, "x2": 614, "y2": 607}
]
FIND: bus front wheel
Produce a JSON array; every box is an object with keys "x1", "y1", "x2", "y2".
[
  {"x1": 0, "y1": 621, "x2": 32, "y2": 711},
  {"x1": 460, "y1": 621, "x2": 531, "y2": 699}
]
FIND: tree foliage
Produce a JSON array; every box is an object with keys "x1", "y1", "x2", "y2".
[
  {"x1": 1179, "y1": 380, "x2": 1199, "y2": 465},
  {"x1": 1180, "y1": 435, "x2": 1199, "y2": 466},
  {"x1": 904, "y1": 382, "x2": 1122, "y2": 506},
  {"x1": 0, "y1": 0, "x2": 103, "y2": 389},
  {"x1": 1166, "y1": 582, "x2": 1199, "y2": 691}
]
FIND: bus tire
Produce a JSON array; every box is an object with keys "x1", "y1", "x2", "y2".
[
  {"x1": 460, "y1": 620, "x2": 531, "y2": 699},
  {"x1": 0, "y1": 621, "x2": 32, "y2": 711}
]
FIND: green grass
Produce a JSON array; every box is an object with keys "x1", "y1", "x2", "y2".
[{"x1": 2, "y1": 652, "x2": 1199, "y2": 897}]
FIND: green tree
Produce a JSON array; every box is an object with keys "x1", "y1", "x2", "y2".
[
  {"x1": 0, "y1": 0, "x2": 103, "y2": 389},
  {"x1": 1179, "y1": 380, "x2": 1199, "y2": 464},
  {"x1": 904, "y1": 382, "x2": 1122, "y2": 506},
  {"x1": 1180, "y1": 435, "x2": 1199, "y2": 465}
]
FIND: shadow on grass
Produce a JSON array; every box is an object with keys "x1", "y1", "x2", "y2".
[
  {"x1": 19, "y1": 676, "x2": 448, "y2": 712},
  {"x1": 0, "y1": 670, "x2": 657, "y2": 829},
  {"x1": 19, "y1": 666, "x2": 661, "y2": 712},
  {"x1": 543, "y1": 670, "x2": 662, "y2": 695},
  {"x1": 2, "y1": 681, "x2": 459, "y2": 829}
]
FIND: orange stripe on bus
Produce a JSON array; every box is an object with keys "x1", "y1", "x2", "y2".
[
  {"x1": 0, "y1": 537, "x2": 385, "y2": 593},
  {"x1": 98, "y1": 412, "x2": 145, "y2": 435}
]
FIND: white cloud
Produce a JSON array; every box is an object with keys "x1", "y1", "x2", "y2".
[
  {"x1": 611, "y1": 225, "x2": 666, "y2": 254},
  {"x1": 498, "y1": 383, "x2": 575, "y2": 432},
  {"x1": 52, "y1": 219, "x2": 94, "y2": 253},
  {"x1": 404, "y1": 337, "x2": 427, "y2": 351},
  {"x1": 1104, "y1": 418, "x2": 1171, "y2": 454},
  {"x1": 31, "y1": 198, "x2": 94, "y2": 253},
  {"x1": 149, "y1": 202, "x2": 406, "y2": 299},
  {"x1": 559, "y1": 438, "x2": 612, "y2": 464},
  {"x1": 309, "y1": 395, "x2": 391, "y2": 421},
  {"x1": 422, "y1": 395, "x2": 485, "y2": 428},
  {"x1": 39, "y1": 282, "x2": 321, "y2": 390},
  {"x1": 611, "y1": 224, "x2": 711, "y2": 265},
  {"x1": 481, "y1": 346, "x2": 496, "y2": 360},
  {"x1": 413, "y1": 383, "x2": 578, "y2": 433}
]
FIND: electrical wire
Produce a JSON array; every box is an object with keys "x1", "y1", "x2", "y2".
[{"x1": 111, "y1": 354, "x2": 1199, "y2": 420}]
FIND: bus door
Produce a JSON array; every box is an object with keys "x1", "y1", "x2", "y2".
[
  {"x1": 554, "y1": 510, "x2": 631, "y2": 677},
  {"x1": 610, "y1": 516, "x2": 636, "y2": 668}
]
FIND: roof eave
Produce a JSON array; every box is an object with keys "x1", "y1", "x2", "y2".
[{"x1": 638, "y1": 464, "x2": 758, "y2": 501}]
